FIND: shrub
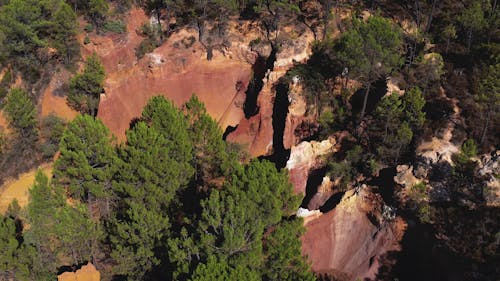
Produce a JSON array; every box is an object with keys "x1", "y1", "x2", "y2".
[
  {"x1": 181, "y1": 36, "x2": 196, "y2": 48},
  {"x1": 84, "y1": 23, "x2": 94, "y2": 32},
  {"x1": 136, "y1": 38, "x2": 158, "y2": 59},
  {"x1": 249, "y1": 37, "x2": 262, "y2": 48},
  {"x1": 103, "y1": 20, "x2": 126, "y2": 34}
]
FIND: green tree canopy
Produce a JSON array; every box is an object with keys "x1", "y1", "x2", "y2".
[
  {"x1": 110, "y1": 120, "x2": 192, "y2": 279},
  {"x1": 183, "y1": 95, "x2": 235, "y2": 185},
  {"x1": 141, "y1": 95, "x2": 194, "y2": 181},
  {"x1": 4, "y1": 88, "x2": 38, "y2": 142},
  {"x1": 458, "y1": 2, "x2": 487, "y2": 51},
  {"x1": 476, "y1": 63, "x2": 499, "y2": 144},
  {"x1": 262, "y1": 219, "x2": 315, "y2": 281},
  {"x1": 373, "y1": 88, "x2": 425, "y2": 164},
  {"x1": 336, "y1": 15, "x2": 403, "y2": 120},
  {"x1": 52, "y1": 1, "x2": 79, "y2": 64},
  {"x1": 53, "y1": 114, "x2": 117, "y2": 218},
  {"x1": 68, "y1": 54, "x2": 106, "y2": 116},
  {"x1": 189, "y1": 256, "x2": 260, "y2": 281},
  {"x1": 0, "y1": 216, "x2": 19, "y2": 280}
]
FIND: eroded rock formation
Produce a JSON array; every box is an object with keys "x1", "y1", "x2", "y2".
[
  {"x1": 57, "y1": 263, "x2": 100, "y2": 281},
  {"x1": 301, "y1": 187, "x2": 406, "y2": 281},
  {"x1": 286, "y1": 139, "x2": 336, "y2": 194}
]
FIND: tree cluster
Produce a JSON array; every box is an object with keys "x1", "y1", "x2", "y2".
[
  {"x1": 0, "y1": 0, "x2": 79, "y2": 80},
  {"x1": 1, "y1": 95, "x2": 314, "y2": 281}
]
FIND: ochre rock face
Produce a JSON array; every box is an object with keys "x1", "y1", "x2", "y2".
[
  {"x1": 225, "y1": 71, "x2": 278, "y2": 157},
  {"x1": 80, "y1": 8, "x2": 252, "y2": 140},
  {"x1": 301, "y1": 188, "x2": 406, "y2": 281},
  {"x1": 58, "y1": 263, "x2": 100, "y2": 281},
  {"x1": 286, "y1": 139, "x2": 335, "y2": 194},
  {"x1": 97, "y1": 47, "x2": 251, "y2": 139}
]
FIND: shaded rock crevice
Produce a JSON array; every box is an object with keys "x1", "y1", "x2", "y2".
[{"x1": 243, "y1": 47, "x2": 277, "y2": 118}]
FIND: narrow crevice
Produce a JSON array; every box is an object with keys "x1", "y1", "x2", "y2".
[
  {"x1": 319, "y1": 191, "x2": 345, "y2": 213},
  {"x1": 243, "y1": 47, "x2": 278, "y2": 118},
  {"x1": 222, "y1": 125, "x2": 238, "y2": 141},
  {"x1": 367, "y1": 166, "x2": 397, "y2": 207},
  {"x1": 300, "y1": 167, "x2": 328, "y2": 208},
  {"x1": 260, "y1": 82, "x2": 290, "y2": 169}
]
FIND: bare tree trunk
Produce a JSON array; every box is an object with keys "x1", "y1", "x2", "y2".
[
  {"x1": 156, "y1": 9, "x2": 163, "y2": 41},
  {"x1": 480, "y1": 111, "x2": 491, "y2": 144},
  {"x1": 359, "y1": 83, "x2": 371, "y2": 121},
  {"x1": 425, "y1": 0, "x2": 437, "y2": 32},
  {"x1": 467, "y1": 29, "x2": 473, "y2": 52},
  {"x1": 383, "y1": 118, "x2": 389, "y2": 142},
  {"x1": 446, "y1": 37, "x2": 450, "y2": 53}
]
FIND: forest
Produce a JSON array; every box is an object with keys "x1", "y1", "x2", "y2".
[{"x1": 0, "y1": 0, "x2": 498, "y2": 280}]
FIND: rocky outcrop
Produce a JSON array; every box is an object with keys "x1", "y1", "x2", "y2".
[
  {"x1": 286, "y1": 139, "x2": 336, "y2": 194},
  {"x1": 81, "y1": 7, "x2": 315, "y2": 156},
  {"x1": 307, "y1": 176, "x2": 335, "y2": 210},
  {"x1": 57, "y1": 263, "x2": 100, "y2": 281},
  {"x1": 226, "y1": 26, "x2": 315, "y2": 156},
  {"x1": 394, "y1": 165, "x2": 420, "y2": 189},
  {"x1": 478, "y1": 151, "x2": 500, "y2": 207},
  {"x1": 225, "y1": 69, "x2": 279, "y2": 156},
  {"x1": 283, "y1": 80, "x2": 310, "y2": 149},
  {"x1": 302, "y1": 187, "x2": 406, "y2": 281}
]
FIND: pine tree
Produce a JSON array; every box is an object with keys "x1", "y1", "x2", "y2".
[
  {"x1": 228, "y1": 159, "x2": 301, "y2": 227},
  {"x1": 402, "y1": 87, "x2": 426, "y2": 130},
  {"x1": 262, "y1": 219, "x2": 316, "y2": 281},
  {"x1": 55, "y1": 202, "x2": 102, "y2": 266},
  {"x1": 53, "y1": 114, "x2": 117, "y2": 218},
  {"x1": 68, "y1": 54, "x2": 106, "y2": 116},
  {"x1": 458, "y1": 2, "x2": 486, "y2": 52},
  {"x1": 184, "y1": 95, "x2": 233, "y2": 185},
  {"x1": 0, "y1": 0, "x2": 47, "y2": 79},
  {"x1": 4, "y1": 88, "x2": 38, "y2": 142},
  {"x1": 110, "y1": 121, "x2": 187, "y2": 279},
  {"x1": 0, "y1": 216, "x2": 19, "y2": 281},
  {"x1": 52, "y1": 1, "x2": 79, "y2": 64},
  {"x1": 374, "y1": 88, "x2": 425, "y2": 164},
  {"x1": 141, "y1": 96, "x2": 194, "y2": 181},
  {"x1": 336, "y1": 15, "x2": 403, "y2": 120},
  {"x1": 25, "y1": 170, "x2": 62, "y2": 280},
  {"x1": 88, "y1": 0, "x2": 109, "y2": 30},
  {"x1": 376, "y1": 93, "x2": 403, "y2": 142},
  {"x1": 189, "y1": 256, "x2": 261, "y2": 281},
  {"x1": 476, "y1": 63, "x2": 499, "y2": 144}
]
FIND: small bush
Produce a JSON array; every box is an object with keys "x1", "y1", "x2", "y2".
[
  {"x1": 83, "y1": 36, "x2": 91, "y2": 45},
  {"x1": 84, "y1": 23, "x2": 94, "y2": 32},
  {"x1": 136, "y1": 38, "x2": 158, "y2": 59},
  {"x1": 182, "y1": 36, "x2": 196, "y2": 48},
  {"x1": 140, "y1": 22, "x2": 155, "y2": 37},
  {"x1": 249, "y1": 38, "x2": 262, "y2": 48},
  {"x1": 0, "y1": 69, "x2": 13, "y2": 105},
  {"x1": 461, "y1": 139, "x2": 477, "y2": 159},
  {"x1": 40, "y1": 114, "x2": 66, "y2": 159},
  {"x1": 103, "y1": 20, "x2": 126, "y2": 34}
]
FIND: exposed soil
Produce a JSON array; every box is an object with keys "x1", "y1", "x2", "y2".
[{"x1": 0, "y1": 164, "x2": 52, "y2": 214}]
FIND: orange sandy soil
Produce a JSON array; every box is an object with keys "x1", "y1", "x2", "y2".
[
  {"x1": 0, "y1": 111, "x2": 9, "y2": 132},
  {"x1": 0, "y1": 164, "x2": 52, "y2": 214},
  {"x1": 40, "y1": 68, "x2": 79, "y2": 121}
]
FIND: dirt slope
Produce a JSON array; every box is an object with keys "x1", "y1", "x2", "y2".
[{"x1": 0, "y1": 164, "x2": 52, "y2": 214}]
